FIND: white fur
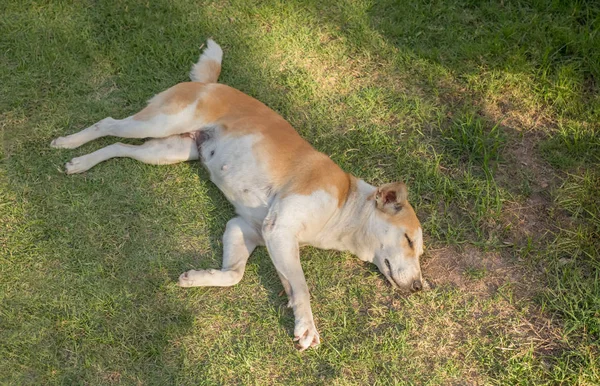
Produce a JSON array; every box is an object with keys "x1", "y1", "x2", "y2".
[
  {"x1": 200, "y1": 130, "x2": 273, "y2": 229},
  {"x1": 64, "y1": 135, "x2": 199, "y2": 174}
]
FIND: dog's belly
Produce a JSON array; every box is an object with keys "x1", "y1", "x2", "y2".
[{"x1": 197, "y1": 128, "x2": 273, "y2": 229}]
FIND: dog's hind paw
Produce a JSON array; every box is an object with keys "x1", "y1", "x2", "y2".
[{"x1": 51, "y1": 136, "x2": 80, "y2": 149}]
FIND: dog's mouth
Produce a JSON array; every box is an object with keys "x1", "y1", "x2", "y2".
[
  {"x1": 383, "y1": 272, "x2": 401, "y2": 288},
  {"x1": 382, "y1": 259, "x2": 402, "y2": 289},
  {"x1": 382, "y1": 258, "x2": 424, "y2": 292}
]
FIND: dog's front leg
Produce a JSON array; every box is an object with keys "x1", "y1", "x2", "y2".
[
  {"x1": 263, "y1": 220, "x2": 320, "y2": 351},
  {"x1": 178, "y1": 216, "x2": 261, "y2": 287}
]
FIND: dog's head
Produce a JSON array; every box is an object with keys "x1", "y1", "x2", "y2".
[{"x1": 368, "y1": 182, "x2": 424, "y2": 292}]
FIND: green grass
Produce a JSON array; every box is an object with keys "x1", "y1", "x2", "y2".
[{"x1": 1, "y1": 0, "x2": 599, "y2": 384}]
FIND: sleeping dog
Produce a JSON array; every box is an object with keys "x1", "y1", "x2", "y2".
[{"x1": 51, "y1": 40, "x2": 424, "y2": 351}]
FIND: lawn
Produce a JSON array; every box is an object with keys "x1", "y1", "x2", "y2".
[{"x1": 1, "y1": 0, "x2": 599, "y2": 384}]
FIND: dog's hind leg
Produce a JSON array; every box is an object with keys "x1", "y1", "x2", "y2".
[
  {"x1": 51, "y1": 115, "x2": 172, "y2": 150},
  {"x1": 64, "y1": 134, "x2": 199, "y2": 174},
  {"x1": 51, "y1": 83, "x2": 208, "y2": 149},
  {"x1": 178, "y1": 217, "x2": 261, "y2": 287},
  {"x1": 51, "y1": 40, "x2": 223, "y2": 150}
]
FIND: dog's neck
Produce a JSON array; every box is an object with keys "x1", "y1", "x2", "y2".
[{"x1": 319, "y1": 177, "x2": 381, "y2": 261}]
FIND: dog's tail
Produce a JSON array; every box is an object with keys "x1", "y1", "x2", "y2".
[{"x1": 189, "y1": 39, "x2": 223, "y2": 83}]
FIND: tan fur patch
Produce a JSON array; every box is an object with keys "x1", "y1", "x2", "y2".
[
  {"x1": 373, "y1": 198, "x2": 422, "y2": 248},
  {"x1": 386, "y1": 203, "x2": 420, "y2": 233},
  {"x1": 195, "y1": 60, "x2": 222, "y2": 83},
  {"x1": 134, "y1": 82, "x2": 206, "y2": 120},
  {"x1": 194, "y1": 84, "x2": 353, "y2": 207},
  {"x1": 285, "y1": 152, "x2": 352, "y2": 207},
  {"x1": 130, "y1": 82, "x2": 355, "y2": 207}
]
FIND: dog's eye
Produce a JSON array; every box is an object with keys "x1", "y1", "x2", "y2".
[{"x1": 405, "y1": 234, "x2": 414, "y2": 249}]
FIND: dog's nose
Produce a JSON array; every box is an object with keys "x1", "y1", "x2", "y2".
[{"x1": 411, "y1": 279, "x2": 423, "y2": 292}]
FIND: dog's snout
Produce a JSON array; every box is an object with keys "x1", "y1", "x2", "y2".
[{"x1": 411, "y1": 279, "x2": 422, "y2": 292}]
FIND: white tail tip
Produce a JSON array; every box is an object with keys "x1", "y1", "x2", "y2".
[{"x1": 189, "y1": 39, "x2": 223, "y2": 83}]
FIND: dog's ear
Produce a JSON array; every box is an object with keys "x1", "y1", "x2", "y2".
[{"x1": 371, "y1": 182, "x2": 408, "y2": 215}]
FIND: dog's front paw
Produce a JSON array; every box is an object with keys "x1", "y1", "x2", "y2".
[
  {"x1": 177, "y1": 269, "x2": 212, "y2": 287},
  {"x1": 294, "y1": 319, "x2": 320, "y2": 351}
]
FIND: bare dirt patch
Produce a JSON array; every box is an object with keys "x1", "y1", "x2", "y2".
[
  {"x1": 410, "y1": 245, "x2": 566, "y2": 381},
  {"x1": 423, "y1": 245, "x2": 524, "y2": 297},
  {"x1": 101, "y1": 371, "x2": 122, "y2": 384},
  {"x1": 422, "y1": 244, "x2": 563, "y2": 343}
]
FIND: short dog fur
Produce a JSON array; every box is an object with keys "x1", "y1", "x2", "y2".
[{"x1": 51, "y1": 40, "x2": 424, "y2": 351}]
